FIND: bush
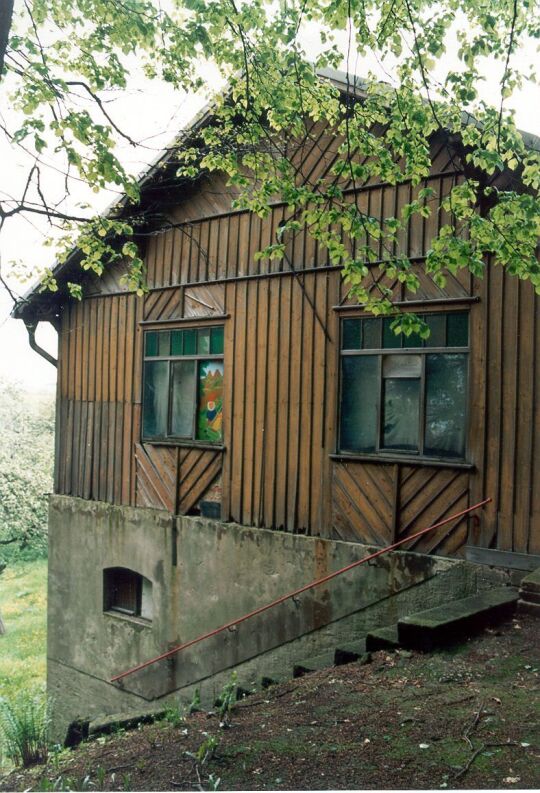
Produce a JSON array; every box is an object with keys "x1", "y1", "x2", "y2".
[
  {"x1": 0, "y1": 688, "x2": 49, "y2": 767},
  {"x1": 0, "y1": 380, "x2": 54, "y2": 565}
]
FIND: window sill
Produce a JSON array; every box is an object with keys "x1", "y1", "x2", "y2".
[
  {"x1": 141, "y1": 438, "x2": 225, "y2": 451},
  {"x1": 329, "y1": 452, "x2": 475, "y2": 470},
  {"x1": 104, "y1": 610, "x2": 152, "y2": 628}
]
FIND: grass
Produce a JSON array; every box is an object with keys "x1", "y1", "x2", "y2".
[{"x1": 0, "y1": 559, "x2": 47, "y2": 770}]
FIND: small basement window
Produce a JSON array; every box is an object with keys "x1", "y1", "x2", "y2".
[{"x1": 103, "y1": 567, "x2": 153, "y2": 621}]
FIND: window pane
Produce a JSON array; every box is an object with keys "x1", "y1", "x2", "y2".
[
  {"x1": 382, "y1": 379, "x2": 420, "y2": 452},
  {"x1": 339, "y1": 355, "x2": 378, "y2": 452},
  {"x1": 404, "y1": 330, "x2": 423, "y2": 349},
  {"x1": 142, "y1": 361, "x2": 169, "y2": 438},
  {"x1": 145, "y1": 332, "x2": 158, "y2": 357},
  {"x1": 362, "y1": 318, "x2": 381, "y2": 349},
  {"x1": 197, "y1": 360, "x2": 223, "y2": 442},
  {"x1": 342, "y1": 319, "x2": 362, "y2": 350},
  {"x1": 210, "y1": 326, "x2": 224, "y2": 355},
  {"x1": 158, "y1": 331, "x2": 170, "y2": 356},
  {"x1": 171, "y1": 360, "x2": 196, "y2": 437},
  {"x1": 183, "y1": 329, "x2": 197, "y2": 355},
  {"x1": 383, "y1": 318, "x2": 401, "y2": 349},
  {"x1": 171, "y1": 330, "x2": 183, "y2": 355},
  {"x1": 425, "y1": 314, "x2": 446, "y2": 347},
  {"x1": 424, "y1": 354, "x2": 468, "y2": 458},
  {"x1": 447, "y1": 312, "x2": 468, "y2": 347},
  {"x1": 383, "y1": 354, "x2": 421, "y2": 378},
  {"x1": 198, "y1": 329, "x2": 210, "y2": 355}
]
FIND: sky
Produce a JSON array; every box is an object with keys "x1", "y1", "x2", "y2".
[{"x1": 0, "y1": 8, "x2": 539, "y2": 393}]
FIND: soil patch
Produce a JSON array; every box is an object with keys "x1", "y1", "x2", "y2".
[{"x1": 2, "y1": 615, "x2": 539, "y2": 791}]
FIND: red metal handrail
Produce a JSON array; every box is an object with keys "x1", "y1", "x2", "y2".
[{"x1": 111, "y1": 497, "x2": 491, "y2": 683}]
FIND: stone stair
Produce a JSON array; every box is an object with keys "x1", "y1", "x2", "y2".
[
  {"x1": 517, "y1": 568, "x2": 540, "y2": 617},
  {"x1": 397, "y1": 586, "x2": 519, "y2": 651},
  {"x1": 79, "y1": 585, "x2": 520, "y2": 744}
]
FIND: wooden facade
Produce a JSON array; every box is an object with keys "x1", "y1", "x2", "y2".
[{"x1": 50, "y1": 121, "x2": 539, "y2": 562}]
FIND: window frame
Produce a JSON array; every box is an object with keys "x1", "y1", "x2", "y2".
[
  {"x1": 141, "y1": 323, "x2": 225, "y2": 446},
  {"x1": 103, "y1": 567, "x2": 153, "y2": 623},
  {"x1": 337, "y1": 311, "x2": 471, "y2": 465}
]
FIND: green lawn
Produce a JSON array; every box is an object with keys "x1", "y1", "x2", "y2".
[{"x1": 0, "y1": 559, "x2": 47, "y2": 703}]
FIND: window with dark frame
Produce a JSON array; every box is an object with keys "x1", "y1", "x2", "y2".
[
  {"x1": 339, "y1": 312, "x2": 469, "y2": 461},
  {"x1": 103, "y1": 567, "x2": 153, "y2": 621},
  {"x1": 142, "y1": 326, "x2": 224, "y2": 443}
]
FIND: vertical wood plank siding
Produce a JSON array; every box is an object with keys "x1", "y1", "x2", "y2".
[{"x1": 54, "y1": 141, "x2": 539, "y2": 558}]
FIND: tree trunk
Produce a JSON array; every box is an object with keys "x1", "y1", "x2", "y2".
[{"x1": 0, "y1": 0, "x2": 14, "y2": 80}]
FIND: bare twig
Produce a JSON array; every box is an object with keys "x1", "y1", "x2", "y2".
[{"x1": 454, "y1": 741, "x2": 519, "y2": 780}]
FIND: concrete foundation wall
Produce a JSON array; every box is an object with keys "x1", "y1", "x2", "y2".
[{"x1": 48, "y1": 496, "x2": 509, "y2": 739}]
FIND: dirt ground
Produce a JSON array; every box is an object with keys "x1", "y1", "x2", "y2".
[{"x1": 2, "y1": 615, "x2": 539, "y2": 791}]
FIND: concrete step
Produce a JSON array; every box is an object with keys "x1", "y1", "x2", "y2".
[
  {"x1": 260, "y1": 673, "x2": 287, "y2": 689},
  {"x1": 398, "y1": 587, "x2": 519, "y2": 651},
  {"x1": 519, "y1": 567, "x2": 540, "y2": 596},
  {"x1": 365, "y1": 624, "x2": 400, "y2": 652},
  {"x1": 334, "y1": 640, "x2": 370, "y2": 666},
  {"x1": 517, "y1": 599, "x2": 540, "y2": 617},
  {"x1": 293, "y1": 651, "x2": 335, "y2": 678}
]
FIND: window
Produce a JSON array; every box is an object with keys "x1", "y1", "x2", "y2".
[
  {"x1": 103, "y1": 567, "x2": 153, "y2": 621},
  {"x1": 142, "y1": 326, "x2": 224, "y2": 443},
  {"x1": 339, "y1": 312, "x2": 469, "y2": 460}
]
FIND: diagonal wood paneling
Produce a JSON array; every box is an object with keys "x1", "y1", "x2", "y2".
[
  {"x1": 184, "y1": 284, "x2": 225, "y2": 317},
  {"x1": 396, "y1": 466, "x2": 470, "y2": 557},
  {"x1": 178, "y1": 448, "x2": 223, "y2": 515},
  {"x1": 143, "y1": 287, "x2": 182, "y2": 322},
  {"x1": 331, "y1": 462, "x2": 394, "y2": 546},
  {"x1": 331, "y1": 460, "x2": 470, "y2": 557},
  {"x1": 135, "y1": 443, "x2": 177, "y2": 512}
]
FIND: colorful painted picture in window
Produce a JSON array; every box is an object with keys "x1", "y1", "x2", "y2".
[{"x1": 197, "y1": 361, "x2": 224, "y2": 442}]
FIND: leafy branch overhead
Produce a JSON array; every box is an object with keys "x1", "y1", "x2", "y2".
[{"x1": 1, "y1": 0, "x2": 539, "y2": 327}]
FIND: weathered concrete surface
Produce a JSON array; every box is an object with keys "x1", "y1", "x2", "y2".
[
  {"x1": 398, "y1": 587, "x2": 519, "y2": 650},
  {"x1": 48, "y1": 496, "x2": 512, "y2": 740}
]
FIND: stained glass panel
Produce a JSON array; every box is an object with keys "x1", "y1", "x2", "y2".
[{"x1": 197, "y1": 360, "x2": 224, "y2": 442}]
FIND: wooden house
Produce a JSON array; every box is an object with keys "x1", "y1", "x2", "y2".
[{"x1": 15, "y1": 69, "x2": 540, "y2": 736}]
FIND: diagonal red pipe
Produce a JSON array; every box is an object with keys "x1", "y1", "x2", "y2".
[{"x1": 111, "y1": 497, "x2": 491, "y2": 683}]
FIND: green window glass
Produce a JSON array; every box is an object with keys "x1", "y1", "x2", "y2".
[
  {"x1": 210, "y1": 326, "x2": 224, "y2": 355},
  {"x1": 447, "y1": 312, "x2": 469, "y2": 347},
  {"x1": 171, "y1": 330, "x2": 183, "y2": 355},
  {"x1": 342, "y1": 319, "x2": 362, "y2": 350},
  {"x1": 145, "y1": 332, "x2": 159, "y2": 357},
  {"x1": 183, "y1": 329, "x2": 197, "y2": 355}
]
